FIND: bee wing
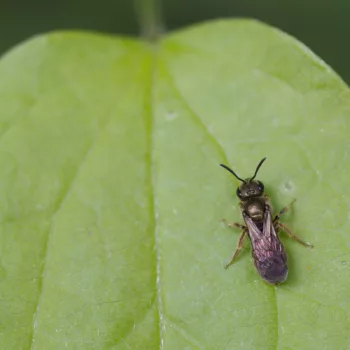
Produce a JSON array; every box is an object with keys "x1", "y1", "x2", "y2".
[
  {"x1": 244, "y1": 206, "x2": 288, "y2": 284},
  {"x1": 243, "y1": 207, "x2": 284, "y2": 254}
]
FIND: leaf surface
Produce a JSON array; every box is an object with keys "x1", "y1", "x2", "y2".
[{"x1": 0, "y1": 20, "x2": 349, "y2": 349}]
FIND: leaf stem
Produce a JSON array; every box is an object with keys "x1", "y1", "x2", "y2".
[{"x1": 133, "y1": 0, "x2": 165, "y2": 41}]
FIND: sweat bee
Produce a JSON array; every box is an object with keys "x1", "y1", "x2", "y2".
[{"x1": 220, "y1": 157, "x2": 313, "y2": 285}]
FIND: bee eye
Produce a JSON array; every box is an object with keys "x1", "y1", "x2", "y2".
[
  {"x1": 236, "y1": 188, "x2": 242, "y2": 198},
  {"x1": 258, "y1": 181, "x2": 264, "y2": 192}
]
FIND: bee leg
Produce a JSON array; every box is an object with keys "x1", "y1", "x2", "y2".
[
  {"x1": 224, "y1": 229, "x2": 247, "y2": 269},
  {"x1": 221, "y1": 218, "x2": 246, "y2": 230},
  {"x1": 276, "y1": 222, "x2": 313, "y2": 248},
  {"x1": 273, "y1": 199, "x2": 296, "y2": 222}
]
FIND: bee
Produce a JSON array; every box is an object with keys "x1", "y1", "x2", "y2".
[{"x1": 220, "y1": 157, "x2": 313, "y2": 285}]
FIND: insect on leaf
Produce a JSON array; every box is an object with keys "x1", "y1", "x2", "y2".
[{"x1": 0, "y1": 19, "x2": 349, "y2": 349}]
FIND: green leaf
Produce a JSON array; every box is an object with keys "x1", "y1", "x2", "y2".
[{"x1": 0, "y1": 19, "x2": 349, "y2": 349}]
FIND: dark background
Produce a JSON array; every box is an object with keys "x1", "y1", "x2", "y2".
[{"x1": 1, "y1": 0, "x2": 349, "y2": 84}]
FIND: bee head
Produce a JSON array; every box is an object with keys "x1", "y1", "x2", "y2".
[
  {"x1": 236, "y1": 179, "x2": 264, "y2": 200},
  {"x1": 220, "y1": 157, "x2": 266, "y2": 201}
]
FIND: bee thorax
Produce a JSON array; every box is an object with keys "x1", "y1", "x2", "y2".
[{"x1": 243, "y1": 197, "x2": 265, "y2": 221}]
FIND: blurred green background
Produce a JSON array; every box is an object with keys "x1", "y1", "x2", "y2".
[{"x1": 1, "y1": 0, "x2": 349, "y2": 83}]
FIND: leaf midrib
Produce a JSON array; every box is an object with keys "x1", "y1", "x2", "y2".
[{"x1": 148, "y1": 43, "x2": 165, "y2": 349}]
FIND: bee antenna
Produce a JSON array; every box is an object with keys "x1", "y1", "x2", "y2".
[
  {"x1": 250, "y1": 157, "x2": 267, "y2": 182},
  {"x1": 219, "y1": 164, "x2": 246, "y2": 183}
]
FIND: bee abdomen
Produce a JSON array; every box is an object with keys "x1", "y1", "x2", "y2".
[{"x1": 256, "y1": 255, "x2": 288, "y2": 284}]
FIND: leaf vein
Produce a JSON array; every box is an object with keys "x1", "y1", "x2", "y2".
[
  {"x1": 160, "y1": 61, "x2": 229, "y2": 167},
  {"x1": 273, "y1": 287, "x2": 280, "y2": 350},
  {"x1": 28, "y1": 140, "x2": 97, "y2": 349},
  {"x1": 149, "y1": 46, "x2": 164, "y2": 350},
  {"x1": 166, "y1": 318, "x2": 202, "y2": 349}
]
